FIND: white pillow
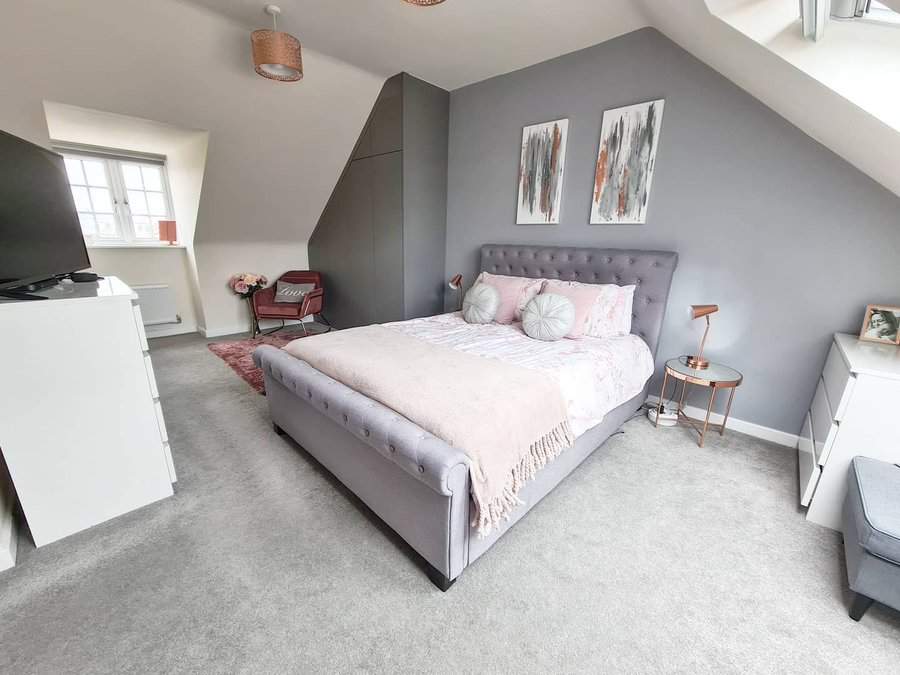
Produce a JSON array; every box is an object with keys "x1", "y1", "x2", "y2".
[
  {"x1": 462, "y1": 283, "x2": 500, "y2": 324},
  {"x1": 585, "y1": 283, "x2": 635, "y2": 337},
  {"x1": 522, "y1": 294, "x2": 575, "y2": 341}
]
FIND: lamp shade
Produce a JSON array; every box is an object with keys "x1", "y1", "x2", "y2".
[
  {"x1": 448, "y1": 274, "x2": 463, "y2": 290},
  {"x1": 251, "y1": 29, "x2": 303, "y2": 81},
  {"x1": 403, "y1": 0, "x2": 447, "y2": 5},
  {"x1": 690, "y1": 304, "x2": 719, "y2": 320}
]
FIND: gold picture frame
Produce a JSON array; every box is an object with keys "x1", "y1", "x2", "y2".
[{"x1": 858, "y1": 304, "x2": 900, "y2": 345}]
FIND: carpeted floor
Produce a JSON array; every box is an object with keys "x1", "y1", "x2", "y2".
[{"x1": 1, "y1": 332, "x2": 898, "y2": 673}]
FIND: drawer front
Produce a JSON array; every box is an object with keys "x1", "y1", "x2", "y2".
[
  {"x1": 132, "y1": 304, "x2": 149, "y2": 352},
  {"x1": 822, "y1": 342, "x2": 854, "y2": 421},
  {"x1": 798, "y1": 412, "x2": 820, "y2": 507},
  {"x1": 154, "y1": 400, "x2": 168, "y2": 443},
  {"x1": 810, "y1": 377, "x2": 838, "y2": 465},
  {"x1": 162, "y1": 442, "x2": 177, "y2": 483},
  {"x1": 144, "y1": 354, "x2": 159, "y2": 399}
]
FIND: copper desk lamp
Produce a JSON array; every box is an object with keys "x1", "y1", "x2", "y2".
[
  {"x1": 687, "y1": 304, "x2": 719, "y2": 370},
  {"x1": 448, "y1": 274, "x2": 463, "y2": 311}
]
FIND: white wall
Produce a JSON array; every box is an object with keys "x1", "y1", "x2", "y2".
[
  {"x1": 87, "y1": 247, "x2": 200, "y2": 337},
  {"x1": 0, "y1": 0, "x2": 384, "y2": 336}
]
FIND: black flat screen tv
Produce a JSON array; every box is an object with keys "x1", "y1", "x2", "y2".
[{"x1": 0, "y1": 129, "x2": 91, "y2": 290}]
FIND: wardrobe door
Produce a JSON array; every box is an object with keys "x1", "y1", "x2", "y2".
[
  {"x1": 371, "y1": 152, "x2": 404, "y2": 323},
  {"x1": 309, "y1": 158, "x2": 375, "y2": 329}
]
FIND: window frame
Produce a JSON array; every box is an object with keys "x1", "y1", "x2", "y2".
[{"x1": 59, "y1": 147, "x2": 176, "y2": 247}]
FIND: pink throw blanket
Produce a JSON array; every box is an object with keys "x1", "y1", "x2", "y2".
[{"x1": 283, "y1": 325, "x2": 574, "y2": 534}]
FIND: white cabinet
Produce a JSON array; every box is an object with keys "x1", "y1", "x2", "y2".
[
  {"x1": 799, "y1": 333, "x2": 900, "y2": 530},
  {"x1": 0, "y1": 278, "x2": 175, "y2": 550}
]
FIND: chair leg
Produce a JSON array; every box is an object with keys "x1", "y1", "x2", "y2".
[
  {"x1": 262, "y1": 321, "x2": 285, "y2": 336},
  {"x1": 849, "y1": 593, "x2": 874, "y2": 621}
]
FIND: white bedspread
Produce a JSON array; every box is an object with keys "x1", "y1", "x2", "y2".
[{"x1": 387, "y1": 313, "x2": 654, "y2": 437}]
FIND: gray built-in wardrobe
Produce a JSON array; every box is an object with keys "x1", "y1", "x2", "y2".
[{"x1": 308, "y1": 73, "x2": 449, "y2": 329}]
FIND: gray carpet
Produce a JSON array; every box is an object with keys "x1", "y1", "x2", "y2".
[{"x1": 1, "y1": 332, "x2": 898, "y2": 674}]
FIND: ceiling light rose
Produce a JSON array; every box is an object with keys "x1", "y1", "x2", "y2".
[
  {"x1": 251, "y1": 5, "x2": 303, "y2": 82},
  {"x1": 402, "y1": 0, "x2": 447, "y2": 5}
]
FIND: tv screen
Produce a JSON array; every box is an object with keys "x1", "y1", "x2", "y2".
[{"x1": 0, "y1": 130, "x2": 91, "y2": 289}]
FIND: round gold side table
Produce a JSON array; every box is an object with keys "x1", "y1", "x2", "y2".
[{"x1": 655, "y1": 357, "x2": 743, "y2": 447}]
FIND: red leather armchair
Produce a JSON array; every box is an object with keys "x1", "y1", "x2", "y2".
[{"x1": 252, "y1": 271, "x2": 325, "y2": 336}]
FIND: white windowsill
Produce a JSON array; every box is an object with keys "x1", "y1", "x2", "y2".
[{"x1": 87, "y1": 243, "x2": 187, "y2": 250}]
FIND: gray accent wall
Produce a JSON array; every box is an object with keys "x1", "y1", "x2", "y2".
[
  {"x1": 445, "y1": 28, "x2": 900, "y2": 435},
  {"x1": 309, "y1": 73, "x2": 449, "y2": 329}
]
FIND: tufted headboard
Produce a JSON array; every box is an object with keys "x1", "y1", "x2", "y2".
[{"x1": 480, "y1": 245, "x2": 678, "y2": 357}]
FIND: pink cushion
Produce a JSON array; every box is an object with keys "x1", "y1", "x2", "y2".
[
  {"x1": 476, "y1": 272, "x2": 543, "y2": 324},
  {"x1": 541, "y1": 280, "x2": 604, "y2": 338}
]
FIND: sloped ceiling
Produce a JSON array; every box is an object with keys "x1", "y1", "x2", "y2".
[
  {"x1": 638, "y1": 0, "x2": 900, "y2": 199},
  {"x1": 183, "y1": 0, "x2": 900, "y2": 200},
  {"x1": 180, "y1": 0, "x2": 649, "y2": 89}
]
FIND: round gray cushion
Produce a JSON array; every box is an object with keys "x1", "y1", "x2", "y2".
[
  {"x1": 522, "y1": 293, "x2": 575, "y2": 341},
  {"x1": 462, "y1": 283, "x2": 500, "y2": 324}
]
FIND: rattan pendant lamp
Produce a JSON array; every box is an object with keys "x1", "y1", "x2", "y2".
[{"x1": 251, "y1": 5, "x2": 303, "y2": 82}]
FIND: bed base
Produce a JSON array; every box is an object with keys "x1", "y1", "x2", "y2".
[
  {"x1": 256, "y1": 347, "x2": 645, "y2": 590},
  {"x1": 254, "y1": 245, "x2": 677, "y2": 589}
]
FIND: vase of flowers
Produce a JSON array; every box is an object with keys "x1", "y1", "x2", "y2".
[{"x1": 228, "y1": 273, "x2": 268, "y2": 337}]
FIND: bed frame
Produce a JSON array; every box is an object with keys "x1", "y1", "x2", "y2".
[{"x1": 254, "y1": 245, "x2": 678, "y2": 590}]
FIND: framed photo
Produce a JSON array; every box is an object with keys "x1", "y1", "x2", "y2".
[{"x1": 859, "y1": 304, "x2": 900, "y2": 345}]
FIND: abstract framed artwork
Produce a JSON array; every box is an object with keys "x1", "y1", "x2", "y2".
[
  {"x1": 516, "y1": 118, "x2": 569, "y2": 224},
  {"x1": 590, "y1": 99, "x2": 664, "y2": 224}
]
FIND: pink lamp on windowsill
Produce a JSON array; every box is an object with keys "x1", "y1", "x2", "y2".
[{"x1": 159, "y1": 220, "x2": 177, "y2": 245}]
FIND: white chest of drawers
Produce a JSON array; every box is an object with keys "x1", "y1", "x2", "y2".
[
  {"x1": 799, "y1": 333, "x2": 900, "y2": 530},
  {"x1": 0, "y1": 277, "x2": 175, "y2": 551}
]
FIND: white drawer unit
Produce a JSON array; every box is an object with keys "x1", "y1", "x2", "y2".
[
  {"x1": 0, "y1": 278, "x2": 176, "y2": 548},
  {"x1": 798, "y1": 333, "x2": 900, "y2": 530}
]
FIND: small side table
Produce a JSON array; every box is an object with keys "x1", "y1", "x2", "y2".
[{"x1": 655, "y1": 357, "x2": 743, "y2": 447}]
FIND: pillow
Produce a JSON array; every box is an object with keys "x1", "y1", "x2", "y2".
[
  {"x1": 476, "y1": 272, "x2": 543, "y2": 324},
  {"x1": 540, "y1": 279, "x2": 604, "y2": 338},
  {"x1": 274, "y1": 281, "x2": 315, "y2": 304},
  {"x1": 585, "y1": 284, "x2": 636, "y2": 338},
  {"x1": 462, "y1": 283, "x2": 500, "y2": 324},
  {"x1": 522, "y1": 294, "x2": 575, "y2": 342}
]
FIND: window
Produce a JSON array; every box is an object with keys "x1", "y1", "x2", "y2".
[{"x1": 62, "y1": 151, "x2": 174, "y2": 245}]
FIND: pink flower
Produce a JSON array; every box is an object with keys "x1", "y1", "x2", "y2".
[{"x1": 234, "y1": 281, "x2": 249, "y2": 294}]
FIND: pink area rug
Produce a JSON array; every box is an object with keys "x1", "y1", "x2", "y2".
[{"x1": 208, "y1": 333, "x2": 302, "y2": 394}]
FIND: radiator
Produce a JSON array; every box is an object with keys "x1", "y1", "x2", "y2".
[{"x1": 132, "y1": 284, "x2": 181, "y2": 326}]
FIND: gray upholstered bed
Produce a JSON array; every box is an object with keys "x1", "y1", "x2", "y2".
[{"x1": 253, "y1": 244, "x2": 678, "y2": 590}]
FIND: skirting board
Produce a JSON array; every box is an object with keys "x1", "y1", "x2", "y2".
[
  {"x1": 645, "y1": 395, "x2": 799, "y2": 448},
  {"x1": 145, "y1": 323, "x2": 197, "y2": 339}
]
